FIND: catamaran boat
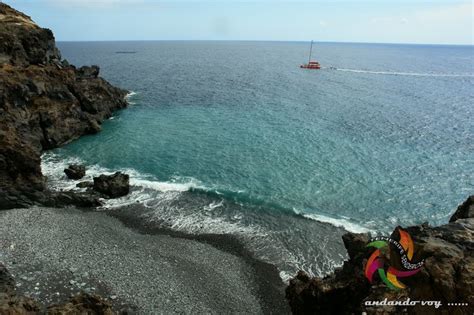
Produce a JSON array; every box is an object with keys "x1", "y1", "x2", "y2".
[{"x1": 300, "y1": 41, "x2": 321, "y2": 69}]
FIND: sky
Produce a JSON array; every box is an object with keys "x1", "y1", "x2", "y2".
[{"x1": 3, "y1": 0, "x2": 473, "y2": 45}]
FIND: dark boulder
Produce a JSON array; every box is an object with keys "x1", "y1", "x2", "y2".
[
  {"x1": 77, "y1": 65, "x2": 100, "y2": 79},
  {"x1": 93, "y1": 172, "x2": 130, "y2": 198},
  {"x1": 449, "y1": 195, "x2": 474, "y2": 222},
  {"x1": 48, "y1": 191, "x2": 103, "y2": 208},
  {"x1": 76, "y1": 181, "x2": 94, "y2": 189},
  {"x1": 64, "y1": 164, "x2": 86, "y2": 180}
]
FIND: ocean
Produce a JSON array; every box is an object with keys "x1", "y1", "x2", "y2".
[{"x1": 42, "y1": 41, "x2": 474, "y2": 280}]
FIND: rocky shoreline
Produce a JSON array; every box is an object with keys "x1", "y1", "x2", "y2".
[
  {"x1": 0, "y1": 3, "x2": 290, "y2": 313},
  {"x1": 1, "y1": 3, "x2": 472, "y2": 314},
  {"x1": 286, "y1": 195, "x2": 474, "y2": 314},
  {"x1": 0, "y1": 3, "x2": 128, "y2": 210}
]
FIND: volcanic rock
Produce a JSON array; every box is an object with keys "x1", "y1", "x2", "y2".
[
  {"x1": 93, "y1": 172, "x2": 130, "y2": 198},
  {"x1": 64, "y1": 164, "x2": 86, "y2": 180},
  {"x1": 0, "y1": 264, "x2": 15, "y2": 294},
  {"x1": 1, "y1": 263, "x2": 116, "y2": 314},
  {"x1": 449, "y1": 195, "x2": 474, "y2": 222},
  {"x1": 0, "y1": 3, "x2": 128, "y2": 209},
  {"x1": 0, "y1": 263, "x2": 42, "y2": 313},
  {"x1": 76, "y1": 181, "x2": 94, "y2": 189},
  {"x1": 286, "y1": 195, "x2": 474, "y2": 314},
  {"x1": 47, "y1": 292, "x2": 115, "y2": 315}
]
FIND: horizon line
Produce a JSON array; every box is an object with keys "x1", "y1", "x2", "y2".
[{"x1": 55, "y1": 39, "x2": 474, "y2": 47}]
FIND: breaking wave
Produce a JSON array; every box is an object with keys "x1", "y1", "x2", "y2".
[{"x1": 41, "y1": 152, "x2": 356, "y2": 280}]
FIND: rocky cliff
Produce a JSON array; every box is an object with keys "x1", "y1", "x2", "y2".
[
  {"x1": 286, "y1": 195, "x2": 474, "y2": 314},
  {"x1": 0, "y1": 3, "x2": 128, "y2": 209}
]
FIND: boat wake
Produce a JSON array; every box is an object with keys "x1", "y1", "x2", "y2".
[{"x1": 328, "y1": 67, "x2": 474, "y2": 77}]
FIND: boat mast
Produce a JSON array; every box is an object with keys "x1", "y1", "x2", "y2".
[{"x1": 308, "y1": 40, "x2": 313, "y2": 63}]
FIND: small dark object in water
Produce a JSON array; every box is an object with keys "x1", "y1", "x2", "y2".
[
  {"x1": 115, "y1": 51, "x2": 137, "y2": 54},
  {"x1": 64, "y1": 164, "x2": 86, "y2": 179},
  {"x1": 93, "y1": 172, "x2": 129, "y2": 198}
]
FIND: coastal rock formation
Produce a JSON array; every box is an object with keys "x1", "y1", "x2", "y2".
[
  {"x1": 47, "y1": 292, "x2": 115, "y2": 315},
  {"x1": 93, "y1": 172, "x2": 130, "y2": 198},
  {"x1": 0, "y1": 263, "x2": 42, "y2": 313},
  {"x1": 286, "y1": 195, "x2": 474, "y2": 314},
  {"x1": 0, "y1": 4, "x2": 60, "y2": 66},
  {"x1": 77, "y1": 181, "x2": 94, "y2": 189},
  {"x1": 1, "y1": 263, "x2": 116, "y2": 314},
  {"x1": 0, "y1": 3, "x2": 128, "y2": 210},
  {"x1": 64, "y1": 164, "x2": 86, "y2": 180},
  {"x1": 449, "y1": 195, "x2": 474, "y2": 223}
]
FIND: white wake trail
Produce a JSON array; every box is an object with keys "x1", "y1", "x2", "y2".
[{"x1": 330, "y1": 68, "x2": 474, "y2": 78}]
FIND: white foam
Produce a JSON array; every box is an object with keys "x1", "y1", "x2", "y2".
[
  {"x1": 334, "y1": 68, "x2": 474, "y2": 78},
  {"x1": 131, "y1": 178, "x2": 201, "y2": 192},
  {"x1": 41, "y1": 153, "x2": 85, "y2": 191},
  {"x1": 40, "y1": 152, "x2": 261, "y2": 237},
  {"x1": 40, "y1": 152, "x2": 349, "y2": 282},
  {"x1": 204, "y1": 200, "x2": 224, "y2": 211},
  {"x1": 302, "y1": 213, "x2": 371, "y2": 234},
  {"x1": 125, "y1": 91, "x2": 137, "y2": 98},
  {"x1": 125, "y1": 91, "x2": 138, "y2": 105},
  {"x1": 41, "y1": 152, "x2": 200, "y2": 199}
]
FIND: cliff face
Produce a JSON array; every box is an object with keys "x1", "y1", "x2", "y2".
[
  {"x1": 0, "y1": 3, "x2": 128, "y2": 209},
  {"x1": 286, "y1": 195, "x2": 474, "y2": 314},
  {"x1": 0, "y1": 4, "x2": 60, "y2": 66}
]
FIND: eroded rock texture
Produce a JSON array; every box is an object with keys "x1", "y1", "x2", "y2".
[
  {"x1": 286, "y1": 196, "x2": 474, "y2": 314},
  {"x1": 0, "y1": 3, "x2": 128, "y2": 209}
]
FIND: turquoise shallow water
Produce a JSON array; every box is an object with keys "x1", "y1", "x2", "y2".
[{"x1": 43, "y1": 41, "x2": 474, "y2": 278}]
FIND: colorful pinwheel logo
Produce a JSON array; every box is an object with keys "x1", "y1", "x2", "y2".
[{"x1": 364, "y1": 229, "x2": 424, "y2": 290}]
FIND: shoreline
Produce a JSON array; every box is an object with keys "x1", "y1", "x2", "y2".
[
  {"x1": 0, "y1": 205, "x2": 290, "y2": 314},
  {"x1": 107, "y1": 204, "x2": 290, "y2": 313}
]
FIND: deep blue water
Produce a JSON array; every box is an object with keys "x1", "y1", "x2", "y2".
[{"x1": 43, "y1": 41, "x2": 474, "y2": 278}]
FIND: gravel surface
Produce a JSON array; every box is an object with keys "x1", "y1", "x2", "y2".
[{"x1": 0, "y1": 207, "x2": 287, "y2": 314}]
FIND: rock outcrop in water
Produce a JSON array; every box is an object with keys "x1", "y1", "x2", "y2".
[
  {"x1": 64, "y1": 164, "x2": 86, "y2": 180},
  {"x1": 0, "y1": 3, "x2": 128, "y2": 210},
  {"x1": 286, "y1": 195, "x2": 474, "y2": 314},
  {"x1": 93, "y1": 172, "x2": 130, "y2": 198}
]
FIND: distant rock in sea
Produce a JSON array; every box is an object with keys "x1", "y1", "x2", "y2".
[{"x1": 0, "y1": 3, "x2": 128, "y2": 209}]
